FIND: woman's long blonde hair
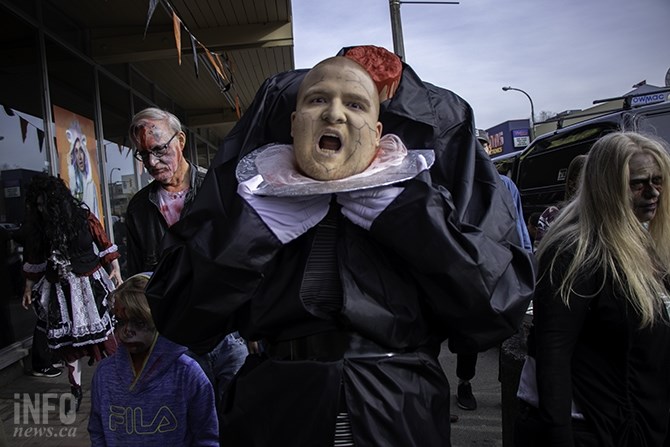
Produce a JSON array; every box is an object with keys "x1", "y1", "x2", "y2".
[{"x1": 537, "y1": 131, "x2": 670, "y2": 327}]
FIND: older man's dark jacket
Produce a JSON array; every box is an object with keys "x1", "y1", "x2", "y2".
[
  {"x1": 147, "y1": 52, "x2": 535, "y2": 446},
  {"x1": 125, "y1": 160, "x2": 206, "y2": 275}
]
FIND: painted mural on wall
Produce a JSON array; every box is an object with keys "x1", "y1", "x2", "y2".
[{"x1": 53, "y1": 105, "x2": 102, "y2": 222}]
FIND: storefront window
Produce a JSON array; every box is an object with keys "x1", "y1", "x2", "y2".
[
  {"x1": 194, "y1": 133, "x2": 215, "y2": 168},
  {"x1": 46, "y1": 37, "x2": 107, "y2": 226},
  {"x1": 0, "y1": 11, "x2": 45, "y2": 351},
  {"x1": 0, "y1": 106, "x2": 47, "y2": 351},
  {"x1": 100, "y1": 73, "x2": 136, "y2": 278}
]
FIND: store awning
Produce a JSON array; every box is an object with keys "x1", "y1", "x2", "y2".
[{"x1": 53, "y1": 0, "x2": 295, "y2": 142}]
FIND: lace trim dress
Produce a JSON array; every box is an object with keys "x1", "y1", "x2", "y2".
[{"x1": 23, "y1": 212, "x2": 119, "y2": 359}]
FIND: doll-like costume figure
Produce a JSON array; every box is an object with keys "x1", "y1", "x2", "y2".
[{"x1": 22, "y1": 175, "x2": 120, "y2": 412}]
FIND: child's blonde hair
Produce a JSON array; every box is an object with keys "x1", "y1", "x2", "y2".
[{"x1": 112, "y1": 273, "x2": 155, "y2": 330}]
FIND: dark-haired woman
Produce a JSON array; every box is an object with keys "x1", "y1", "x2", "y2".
[{"x1": 21, "y1": 174, "x2": 121, "y2": 412}]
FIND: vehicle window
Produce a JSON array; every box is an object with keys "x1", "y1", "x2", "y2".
[
  {"x1": 515, "y1": 124, "x2": 617, "y2": 216},
  {"x1": 635, "y1": 110, "x2": 670, "y2": 145},
  {"x1": 513, "y1": 102, "x2": 670, "y2": 218},
  {"x1": 492, "y1": 151, "x2": 522, "y2": 177}
]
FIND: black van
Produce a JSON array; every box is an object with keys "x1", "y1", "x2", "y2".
[{"x1": 494, "y1": 94, "x2": 670, "y2": 219}]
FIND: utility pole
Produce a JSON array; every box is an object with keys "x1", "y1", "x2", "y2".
[
  {"x1": 388, "y1": 1, "x2": 460, "y2": 61},
  {"x1": 389, "y1": 0, "x2": 406, "y2": 60}
]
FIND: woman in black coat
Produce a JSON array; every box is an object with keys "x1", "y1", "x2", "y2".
[{"x1": 517, "y1": 131, "x2": 670, "y2": 446}]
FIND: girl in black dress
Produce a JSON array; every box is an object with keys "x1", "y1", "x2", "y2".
[{"x1": 21, "y1": 175, "x2": 121, "y2": 412}]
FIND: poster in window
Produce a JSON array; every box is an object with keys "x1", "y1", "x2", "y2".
[{"x1": 53, "y1": 105, "x2": 103, "y2": 223}]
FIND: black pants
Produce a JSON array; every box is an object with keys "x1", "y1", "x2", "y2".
[
  {"x1": 514, "y1": 400, "x2": 598, "y2": 447},
  {"x1": 456, "y1": 352, "x2": 477, "y2": 381},
  {"x1": 31, "y1": 325, "x2": 57, "y2": 370}
]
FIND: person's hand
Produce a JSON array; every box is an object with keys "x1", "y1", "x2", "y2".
[
  {"x1": 108, "y1": 259, "x2": 123, "y2": 287},
  {"x1": 247, "y1": 340, "x2": 261, "y2": 354},
  {"x1": 22, "y1": 289, "x2": 32, "y2": 310},
  {"x1": 238, "y1": 175, "x2": 331, "y2": 244},
  {"x1": 336, "y1": 185, "x2": 405, "y2": 230},
  {"x1": 22, "y1": 279, "x2": 35, "y2": 310}
]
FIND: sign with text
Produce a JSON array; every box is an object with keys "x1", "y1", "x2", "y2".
[
  {"x1": 512, "y1": 129, "x2": 530, "y2": 148},
  {"x1": 490, "y1": 131, "x2": 505, "y2": 155},
  {"x1": 631, "y1": 92, "x2": 668, "y2": 107}
]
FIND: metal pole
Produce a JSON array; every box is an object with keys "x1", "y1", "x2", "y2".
[
  {"x1": 389, "y1": 0, "x2": 405, "y2": 60},
  {"x1": 36, "y1": 2, "x2": 58, "y2": 176},
  {"x1": 502, "y1": 86, "x2": 535, "y2": 140}
]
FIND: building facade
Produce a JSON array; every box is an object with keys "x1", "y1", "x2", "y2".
[{"x1": 0, "y1": 0, "x2": 294, "y2": 369}]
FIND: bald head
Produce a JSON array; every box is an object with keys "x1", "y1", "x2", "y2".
[
  {"x1": 291, "y1": 56, "x2": 383, "y2": 180},
  {"x1": 297, "y1": 57, "x2": 381, "y2": 117}
]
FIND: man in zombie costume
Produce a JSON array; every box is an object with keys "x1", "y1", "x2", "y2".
[
  {"x1": 125, "y1": 108, "x2": 248, "y2": 406},
  {"x1": 147, "y1": 47, "x2": 534, "y2": 446}
]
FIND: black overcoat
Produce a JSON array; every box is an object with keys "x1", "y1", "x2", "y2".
[{"x1": 147, "y1": 53, "x2": 535, "y2": 446}]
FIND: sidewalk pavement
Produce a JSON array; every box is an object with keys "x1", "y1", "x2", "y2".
[
  {"x1": 439, "y1": 344, "x2": 504, "y2": 447},
  {"x1": 0, "y1": 342, "x2": 504, "y2": 446},
  {"x1": 0, "y1": 360, "x2": 97, "y2": 446}
]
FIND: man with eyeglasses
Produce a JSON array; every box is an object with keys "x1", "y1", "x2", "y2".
[
  {"x1": 124, "y1": 107, "x2": 247, "y2": 409},
  {"x1": 125, "y1": 108, "x2": 204, "y2": 275}
]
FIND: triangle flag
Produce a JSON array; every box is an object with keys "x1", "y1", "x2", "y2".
[
  {"x1": 173, "y1": 12, "x2": 182, "y2": 65},
  {"x1": 143, "y1": 0, "x2": 159, "y2": 39},
  {"x1": 214, "y1": 53, "x2": 229, "y2": 82},
  {"x1": 202, "y1": 45, "x2": 225, "y2": 82},
  {"x1": 37, "y1": 129, "x2": 44, "y2": 152},
  {"x1": 190, "y1": 34, "x2": 199, "y2": 78},
  {"x1": 20, "y1": 117, "x2": 28, "y2": 142}
]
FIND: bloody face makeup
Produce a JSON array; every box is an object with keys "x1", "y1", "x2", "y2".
[
  {"x1": 291, "y1": 57, "x2": 382, "y2": 181},
  {"x1": 132, "y1": 120, "x2": 183, "y2": 185},
  {"x1": 629, "y1": 151, "x2": 662, "y2": 223}
]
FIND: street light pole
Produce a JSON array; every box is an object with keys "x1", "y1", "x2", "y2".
[
  {"x1": 389, "y1": 0, "x2": 406, "y2": 60},
  {"x1": 502, "y1": 86, "x2": 536, "y2": 140},
  {"x1": 109, "y1": 167, "x2": 121, "y2": 214},
  {"x1": 110, "y1": 167, "x2": 121, "y2": 185}
]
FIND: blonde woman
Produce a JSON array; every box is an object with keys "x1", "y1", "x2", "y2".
[{"x1": 516, "y1": 132, "x2": 670, "y2": 446}]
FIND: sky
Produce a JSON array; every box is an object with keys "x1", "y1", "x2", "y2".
[{"x1": 291, "y1": 0, "x2": 670, "y2": 130}]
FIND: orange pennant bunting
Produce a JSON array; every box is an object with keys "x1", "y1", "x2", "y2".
[
  {"x1": 201, "y1": 44, "x2": 225, "y2": 82},
  {"x1": 214, "y1": 53, "x2": 229, "y2": 82},
  {"x1": 173, "y1": 12, "x2": 182, "y2": 65},
  {"x1": 235, "y1": 95, "x2": 241, "y2": 120}
]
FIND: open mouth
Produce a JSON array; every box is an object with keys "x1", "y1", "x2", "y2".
[{"x1": 319, "y1": 135, "x2": 341, "y2": 152}]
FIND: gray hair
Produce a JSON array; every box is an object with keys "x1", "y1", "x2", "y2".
[{"x1": 129, "y1": 107, "x2": 183, "y2": 148}]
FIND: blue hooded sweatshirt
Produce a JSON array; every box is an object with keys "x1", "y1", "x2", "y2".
[{"x1": 88, "y1": 333, "x2": 219, "y2": 446}]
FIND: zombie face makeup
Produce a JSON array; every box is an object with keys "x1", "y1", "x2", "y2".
[
  {"x1": 113, "y1": 301, "x2": 156, "y2": 357},
  {"x1": 132, "y1": 120, "x2": 184, "y2": 185},
  {"x1": 291, "y1": 57, "x2": 383, "y2": 181},
  {"x1": 629, "y1": 151, "x2": 662, "y2": 223}
]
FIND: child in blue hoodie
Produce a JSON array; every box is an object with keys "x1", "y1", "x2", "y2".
[{"x1": 88, "y1": 273, "x2": 219, "y2": 446}]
